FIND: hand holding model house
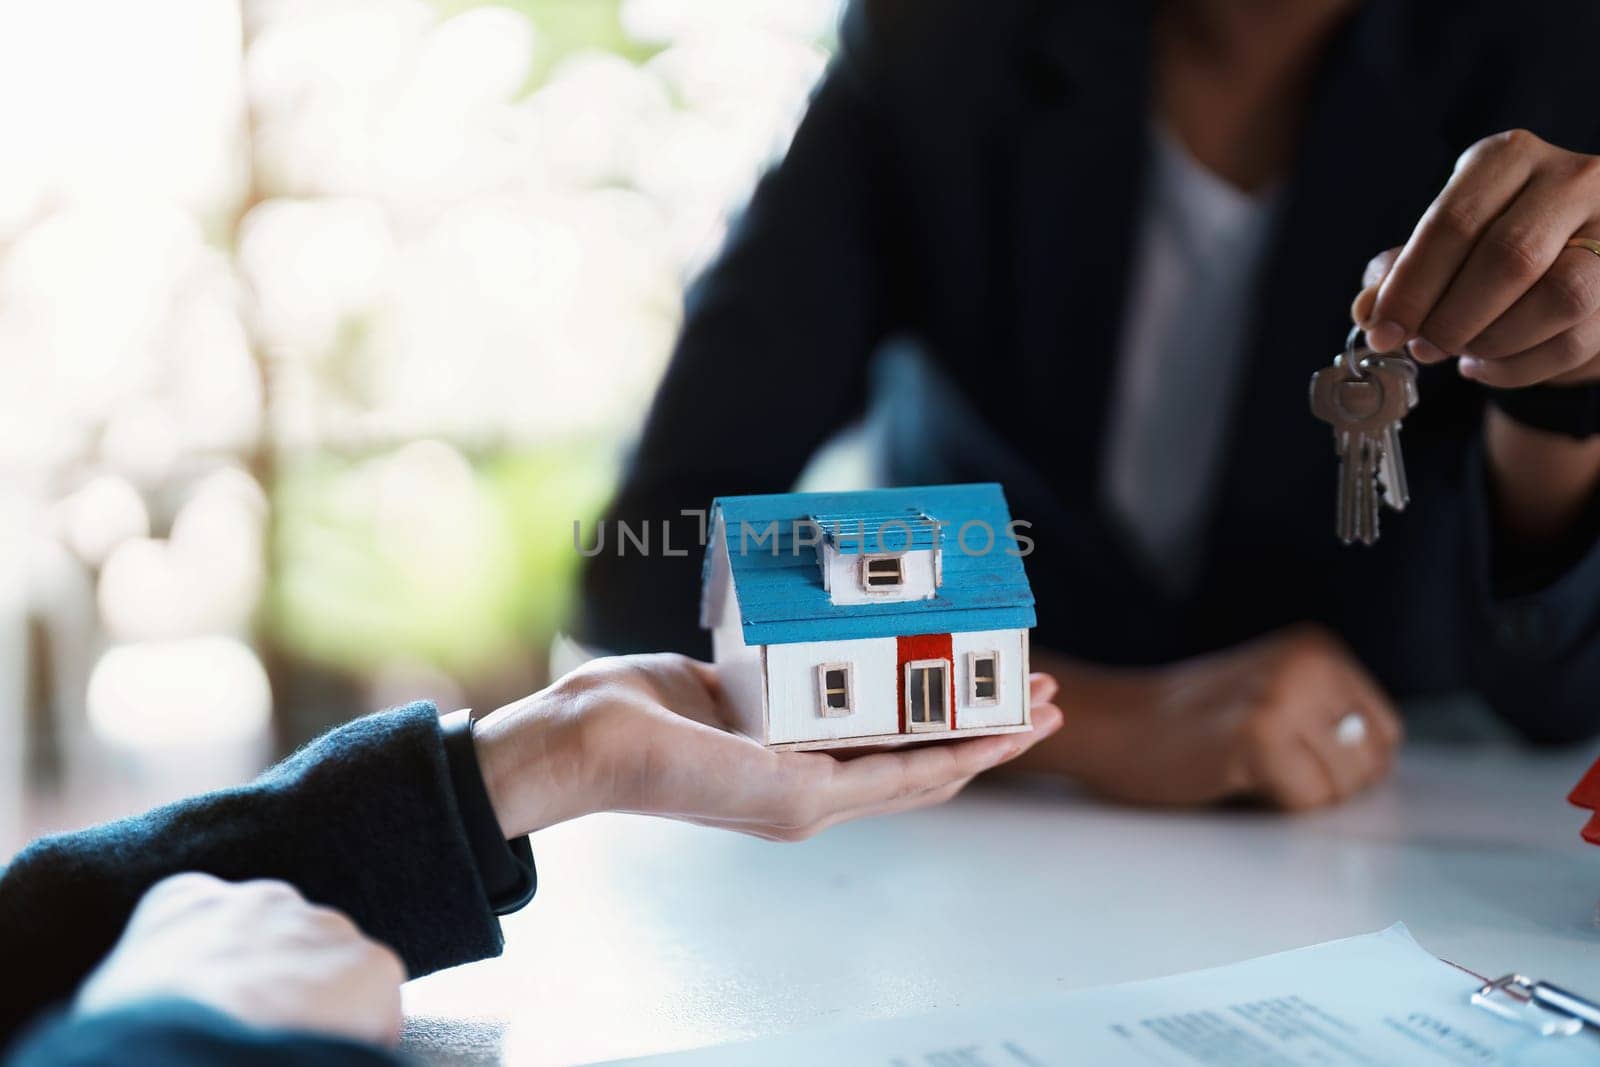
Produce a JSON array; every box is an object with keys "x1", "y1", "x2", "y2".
[
  {"x1": 473, "y1": 652, "x2": 1063, "y2": 844},
  {"x1": 470, "y1": 486, "x2": 1061, "y2": 842}
]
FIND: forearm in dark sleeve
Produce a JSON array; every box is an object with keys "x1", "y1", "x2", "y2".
[
  {"x1": 0, "y1": 703, "x2": 506, "y2": 1041},
  {"x1": 5, "y1": 1000, "x2": 404, "y2": 1067},
  {"x1": 578, "y1": 11, "x2": 894, "y2": 654},
  {"x1": 1462, "y1": 436, "x2": 1600, "y2": 742}
]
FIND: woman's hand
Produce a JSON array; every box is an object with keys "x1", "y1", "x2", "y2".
[
  {"x1": 76, "y1": 873, "x2": 405, "y2": 1046},
  {"x1": 1352, "y1": 129, "x2": 1600, "y2": 387},
  {"x1": 473, "y1": 653, "x2": 1065, "y2": 841},
  {"x1": 1016, "y1": 625, "x2": 1402, "y2": 810}
]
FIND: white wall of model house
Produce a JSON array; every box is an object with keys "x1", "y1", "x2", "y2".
[
  {"x1": 949, "y1": 628, "x2": 1029, "y2": 729},
  {"x1": 707, "y1": 528, "x2": 766, "y2": 743},
  {"x1": 765, "y1": 636, "x2": 900, "y2": 744},
  {"x1": 763, "y1": 627, "x2": 1028, "y2": 744}
]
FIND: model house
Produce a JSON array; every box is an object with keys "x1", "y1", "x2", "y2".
[{"x1": 700, "y1": 483, "x2": 1036, "y2": 751}]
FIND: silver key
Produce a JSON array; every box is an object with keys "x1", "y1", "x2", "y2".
[
  {"x1": 1310, "y1": 356, "x2": 1369, "y2": 543},
  {"x1": 1327, "y1": 376, "x2": 1386, "y2": 544},
  {"x1": 1310, "y1": 341, "x2": 1416, "y2": 545},
  {"x1": 1365, "y1": 354, "x2": 1417, "y2": 511}
]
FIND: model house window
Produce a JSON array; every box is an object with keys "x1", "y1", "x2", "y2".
[
  {"x1": 905, "y1": 659, "x2": 949, "y2": 731},
  {"x1": 816, "y1": 663, "x2": 854, "y2": 717},
  {"x1": 968, "y1": 651, "x2": 1000, "y2": 705},
  {"x1": 860, "y1": 555, "x2": 904, "y2": 590}
]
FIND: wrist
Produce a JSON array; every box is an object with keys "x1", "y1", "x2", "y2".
[
  {"x1": 473, "y1": 684, "x2": 598, "y2": 838},
  {"x1": 1007, "y1": 652, "x2": 1141, "y2": 781},
  {"x1": 1484, "y1": 380, "x2": 1600, "y2": 440},
  {"x1": 1484, "y1": 406, "x2": 1600, "y2": 546},
  {"x1": 441, "y1": 710, "x2": 539, "y2": 912}
]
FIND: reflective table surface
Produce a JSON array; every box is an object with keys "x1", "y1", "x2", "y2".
[{"x1": 403, "y1": 724, "x2": 1600, "y2": 1065}]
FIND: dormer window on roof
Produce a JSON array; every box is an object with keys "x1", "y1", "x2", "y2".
[
  {"x1": 861, "y1": 555, "x2": 903, "y2": 590},
  {"x1": 810, "y1": 508, "x2": 941, "y2": 606}
]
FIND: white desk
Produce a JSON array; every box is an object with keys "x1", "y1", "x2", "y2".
[{"x1": 401, "y1": 738, "x2": 1600, "y2": 1065}]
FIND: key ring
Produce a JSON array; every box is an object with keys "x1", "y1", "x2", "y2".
[
  {"x1": 1343, "y1": 324, "x2": 1369, "y2": 378},
  {"x1": 1346, "y1": 324, "x2": 1419, "y2": 377}
]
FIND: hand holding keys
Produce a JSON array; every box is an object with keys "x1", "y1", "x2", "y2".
[{"x1": 1309, "y1": 326, "x2": 1419, "y2": 545}]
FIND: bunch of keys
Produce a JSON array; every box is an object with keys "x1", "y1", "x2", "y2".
[{"x1": 1309, "y1": 325, "x2": 1419, "y2": 545}]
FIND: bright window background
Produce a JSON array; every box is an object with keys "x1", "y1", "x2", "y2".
[{"x1": 0, "y1": 0, "x2": 840, "y2": 847}]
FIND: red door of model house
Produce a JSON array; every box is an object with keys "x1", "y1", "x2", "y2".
[{"x1": 896, "y1": 633, "x2": 955, "y2": 733}]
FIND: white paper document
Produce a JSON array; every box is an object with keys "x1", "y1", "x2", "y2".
[{"x1": 613, "y1": 925, "x2": 1599, "y2": 1066}]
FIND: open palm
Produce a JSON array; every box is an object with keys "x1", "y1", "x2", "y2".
[{"x1": 477, "y1": 653, "x2": 1064, "y2": 842}]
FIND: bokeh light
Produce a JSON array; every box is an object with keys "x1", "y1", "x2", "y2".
[
  {"x1": 4, "y1": 0, "x2": 842, "y2": 840},
  {"x1": 87, "y1": 637, "x2": 272, "y2": 749}
]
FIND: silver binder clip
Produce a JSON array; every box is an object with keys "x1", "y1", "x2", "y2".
[{"x1": 1472, "y1": 974, "x2": 1597, "y2": 1037}]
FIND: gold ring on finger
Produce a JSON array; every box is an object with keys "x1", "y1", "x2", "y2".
[{"x1": 1566, "y1": 237, "x2": 1600, "y2": 259}]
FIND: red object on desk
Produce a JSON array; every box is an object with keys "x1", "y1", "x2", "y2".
[{"x1": 1570, "y1": 756, "x2": 1600, "y2": 845}]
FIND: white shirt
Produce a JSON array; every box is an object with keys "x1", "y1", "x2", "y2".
[{"x1": 1103, "y1": 123, "x2": 1281, "y2": 592}]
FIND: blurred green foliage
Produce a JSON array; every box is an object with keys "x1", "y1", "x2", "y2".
[
  {"x1": 266, "y1": 0, "x2": 656, "y2": 682},
  {"x1": 267, "y1": 442, "x2": 616, "y2": 677}
]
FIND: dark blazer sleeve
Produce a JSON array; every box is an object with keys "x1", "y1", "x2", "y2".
[
  {"x1": 5, "y1": 1000, "x2": 404, "y2": 1067},
  {"x1": 1454, "y1": 99, "x2": 1600, "y2": 743},
  {"x1": 0, "y1": 703, "x2": 507, "y2": 1044},
  {"x1": 1462, "y1": 435, "x2": 1600, "y2": 743},
  {"x1": 577, "y1": 4, "x2": 895, "y2": 656}
]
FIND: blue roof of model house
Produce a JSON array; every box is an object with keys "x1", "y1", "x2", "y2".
[
  {"x1": 810, "y1": 510, "x2": 941, "y2": 553},
  {"x1": 704, "y1": 483, "x2": 1036, "y2": 645}
]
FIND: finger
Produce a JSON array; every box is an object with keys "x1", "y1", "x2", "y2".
[
  {"x1": 1306, "y1": 722, "x2": 1377, "y2": 801},
  {"x1": 1334, "y1": 697, "x2": 1401, "y2": 794},
  {"x1": 1254, "y1": 734, "x2": 1336, "y2": 811},
  {"x1": 1363, "y1": 720, "x2": 1398, "y2": 785},
  {"x1": 647, "y1": 718, "x2": 993, "y2": 834},
  {"x1": 690, "y1": 774, "x2": 975, "y2": 841},
  {"x1": 1459, "y1": 312, "x2": 1600, "y2": 387},
  {"x1": 304, "y1": 903, "x2": 362, "y2": 938},
  {"x1": 1240, "y1": 708, "x2": 1336, "y2": 811},
  {"x1": 1351, "y1": 248, "x2": 1402, "y2": 327},
  {"x1": 812, "y1": 774, "x2": 976, "y2": 834},
  {"x1": 348, "y1": 946, "x2": 406, "y2": 1048},
  {"x1": 1029, "y1": 672, "x2": 1059, "y2": 706},
  {"x1": 1369, "y1": 132, "x2": 1538, "y2": 352},
  {"x1": 724, "y1": 706, "x2": 1065, "y2": 834},
  {"x1": 145, "y1": 870, "x2": 227, "y2": 901},
  {"x1": 1364, "y1": 246, "x2": 1402, "y2": 289},
  {"x1": 132, "y1": 872, "x2": 231, "y2": 927},
  {"x1": 820, "y1": 705, "x2": 1063, "y2": 814},
  {"x1": 374, "y1": 977, "x2": 405, "y2": 1048},
  {"x1": 1418, "y1": 176, "x2": 1598, "y2": 355},
  {"x1": 237, "y1": 878, "x2": 304, "y2": 903},
  {"x1": 1352, "y1": 284, "x2": 1379, "y2": 330},
  {"x1": 1549, "y1": 359, "x2": 1600, "y2": 385},
  {"x1": 1335, "y1": 662, "x2": 1404, "y2": 749},
  {"x1": 1021, "y1": 702, "x2": 1065, "y2": 742},
  {"x1": 1462, "y1": 240, "x2": 1600, "y2": 358}
]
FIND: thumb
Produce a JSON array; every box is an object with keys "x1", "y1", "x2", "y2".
[
  {"x1": 1362, "y1": 247, "x2": 1401, "y2": 289},
  {"x1": 1351, "y1": 246, "x2": 1401, "y2": 326}
]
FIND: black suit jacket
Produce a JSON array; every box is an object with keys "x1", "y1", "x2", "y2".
[
  {"x1": 0, "y1": 705, "x2": 519, "y2": 1063},
  {"x1": 579, "y1": 0, "x2": 1600, "y2": 742}
]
